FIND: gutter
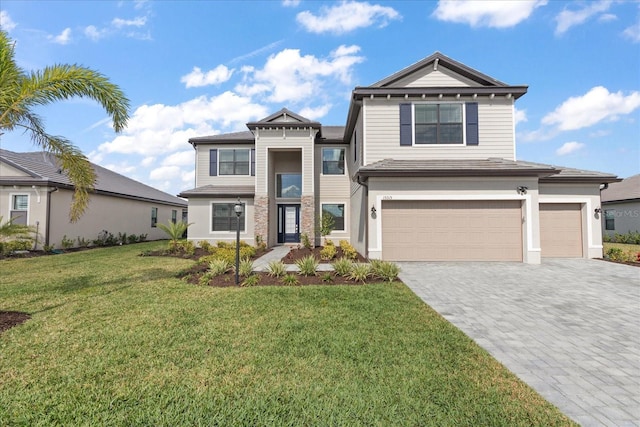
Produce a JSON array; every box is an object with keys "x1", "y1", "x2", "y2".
[{"x1": 45, "y1": 187, "x2": 58, "y2": 247}]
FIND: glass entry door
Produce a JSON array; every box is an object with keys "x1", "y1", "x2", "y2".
[{"x1": 277, "y1": 204, "x2": 300, "y2": 243}]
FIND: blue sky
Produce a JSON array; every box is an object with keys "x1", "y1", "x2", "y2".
[{"x1": 1, "y1": 0, "x2": 639, "y2": 197}]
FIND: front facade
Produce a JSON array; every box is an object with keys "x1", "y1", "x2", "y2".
[
  {"x1": 600, "y1": 174, "x2": 640, "y2": 237},
  {"x1": 180, "y1": 52, "x2": 619, "y2": 263},
  {"x1": 0, "y1": 149, "x2": 187, "y2": 249}
]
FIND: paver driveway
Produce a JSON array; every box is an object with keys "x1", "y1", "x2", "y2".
[{"x1": 398, "y1": 259, "x2": 640, "y2": 427}]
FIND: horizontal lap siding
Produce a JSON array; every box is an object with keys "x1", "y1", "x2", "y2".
[
  {"x1": 393, "y1": 69, "x2": 477, "y2": 87},
  {"x1": 364, "y1": 98, "x2": 514, "y2": 164},
  {"x1": 196, "y1": 145, "x2": 255, "y2": 187}
]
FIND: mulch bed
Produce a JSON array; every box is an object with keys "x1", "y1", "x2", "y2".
[
  {"x1": 282, "y1": 246, "x2": 368, "y2": 264},
  {"x1": 0, "y1": 311, "x2": 31, "y2": 334},
  {"x1": 180, "y1": 269, "x2": 370, "y2": 287},
  {"x1": 597, "y1": 258, "x2": 640, "y2": 268}
]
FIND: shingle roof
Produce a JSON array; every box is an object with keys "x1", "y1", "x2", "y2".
[
  {"x1": 601, "y1": 174, "x2": 640, "y2": 202},
  {"x1": 356, "y1": 158, "x2": 559, "y2": 178},
  {"x1": 189, "y1": 126, "x2": 346, "y2": 145},
  {"x1": 0, "y1": 149, "x2": 186, "y2": 207},
  {"x1": 178, "y1": 185, "x2": 255, "y2": 198},
  {"x1": 516, "y1": 161, "x2": 620, "y2": 183}
]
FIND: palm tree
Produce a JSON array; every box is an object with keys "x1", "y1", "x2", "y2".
[
  {"x1": 0, "y1": 30, "x2": 130, "y2": 222},
  {"x1": 157, "y1": 220, "x2": 192, "y2": 253}
]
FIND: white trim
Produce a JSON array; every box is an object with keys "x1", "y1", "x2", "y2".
[
  {"x1": 370, "y1": 194, "x2": 529, "y2": 256},
  {"x1": 320, "y1": 147, "x2": 346, "y2": 176},
  {"x1": 538, "y1": 197, "x2": 597, "y2": 254},
  {"x1": 362, "y1": 98, "x2": 367, "y2": 166},
  {"x1": 511, "y1": 100, "x2": 517, "y2": 160},
  {"x1": 209, "y1": 199, "x2": 247, "y2": 235},
  {"x1": 411, "y1": 101, "x2": 467, "y2": 147},
  {"x1": 8, "y1": 192, "x2": 30, "y2": 225},
  {"x1": 321, "y1": 202, "x2": 348, "y2": 234}
]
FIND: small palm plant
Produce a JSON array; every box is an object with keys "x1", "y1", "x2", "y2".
[
  {"x1": 157, "y1": 220, "x2": 192, "y2": 253},
  {"x1": 0, "y1": 216, "x2": 35, "y2": 242}
]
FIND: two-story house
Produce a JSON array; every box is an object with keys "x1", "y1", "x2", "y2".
[{"x1": 179, "y1": 52, "x2": 619, "y2": 264}]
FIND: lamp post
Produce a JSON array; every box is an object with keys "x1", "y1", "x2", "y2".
[{"x1": 234, "y1": 198, "x2": 243, "y2": 285}]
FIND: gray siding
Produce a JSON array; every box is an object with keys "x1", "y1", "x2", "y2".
[{"x1": 393, "y1": 68, "x2": 477, "y2": 88}]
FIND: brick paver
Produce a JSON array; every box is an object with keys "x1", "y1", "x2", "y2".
[{"x1": 399, "y1": 259, "x2": 640, "y2": 427}]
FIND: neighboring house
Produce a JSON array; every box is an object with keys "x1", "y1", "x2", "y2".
[
  {"x1": 600, "y1": 174, "x2": 640, "y2": 237},
  {"x1": 0, "y1": 149, "x2": 187, "y2": 248},
  {"x1": 179, "y1": 52, "x2": 619, "y2": 263}
]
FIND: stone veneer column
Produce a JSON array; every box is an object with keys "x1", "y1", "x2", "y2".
[
  {"x1": 254, "y1": 195, "x2": 269, "y2": 246},
  {"x1": 300, "y1": 195, "x2": 315, "y2": 247}
]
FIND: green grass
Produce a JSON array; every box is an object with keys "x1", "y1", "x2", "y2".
[
  {"x1": 604, "y1": 242, "x2": 640, "y2": 253},
  {"x1": 0, "y1": 242, "x2": 575, "y2": 426}
]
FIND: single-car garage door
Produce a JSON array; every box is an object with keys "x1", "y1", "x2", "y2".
[
  {"x1": 540, "y1": 203, "x2": 583, "y2": 258},
  {"x1": 381, "y1": 200, "x2": 523, "y2": 261}
]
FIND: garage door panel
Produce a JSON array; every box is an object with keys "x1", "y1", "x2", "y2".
[
  {"x1": 540, "y1": 203, "x2": 583, "y2": 258},
  {"x1": 381, "y1": 200, "x2": 523, "y2": 261}
]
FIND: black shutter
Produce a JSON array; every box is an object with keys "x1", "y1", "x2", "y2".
[
  {"x1": 466, "y1": 103, "x2": 479, "y2": 146},
  {"x1": 209, "y1": 149, "x2": 217, "y2": 176},
  {"x1": 250, "y1": 148, "x2": 255, "y2": 176},
  {"x1": 399, "y1": 103, "x2": 412, "y2": 146}
]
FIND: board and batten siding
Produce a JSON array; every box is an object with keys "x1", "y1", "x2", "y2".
[
  {"x1": 195, "y1": 144, "x2": 255, "y2": 187},
  {"x1": 363, "y1": 97, "x2": 515, "y2": 164}
]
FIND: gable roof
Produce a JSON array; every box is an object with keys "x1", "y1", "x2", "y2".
[
  {"x1": 372, "y1": 51, "x2": 509, "y2": 88},
  {"x1": 246, "y1": 108, "x2": 321, "y2": 130},
  {"x1": 601, "y1": 174, "x2": 640, "y2": 202},
  {"x1": 0, "y1": 149, "x2": 186, "y2": 207}
]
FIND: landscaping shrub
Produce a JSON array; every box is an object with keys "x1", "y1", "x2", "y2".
[
  {"x1": 371, "y1": 260, "x2": 401, "y2": 283},
  {"x1": 349, "y1": 263, "x2": 371, "y2": 283},
  {"x1": 127, "y1": 234, "x2": 139, "y2": 244},
  {"x1": 320, "y1": 244, "x2": 337, "y2": 260},
  {"x1": 202, "y1": 245, "x2": 256, "y2": 264},
  {"x1": 60, "y1": 235, "x2": 74, "y2": 249},
  {"x1": 300, "y1": 233, "x2": 312, "y2": 249},
  {"x1": 606, "y1": 247, "x2": 628, "y2": 262},
  {"x1": 607, "y1": 231, "x2": 640, "y2": 244},
  {"x1": 198, "y1": 240, "x2": 213, "y2": 253},
  {"x1": 255, "y1": 235, "x2": 267, "y2": 251},
  {"x1": 331, "y1": 258, "x2": 353, "y2": 277},
  {"x1": 238, "y1": 258, "x2": 254, "y2": 277},
  {"x1": 321, "y1": 272, "x2": 333, "y2": 283},
  {"x1": 241, "y1": 274, "x2": 260, "y2": 287},
  {"x1": 266, "y1": 260, "x2": 287, "y2": 278},
  {"x1": 295, "y1": 255, "x2": 318, "y2": 276},
  {"x1": 208, "y1": 259, "x2": 232, "y2": 276},
  {"x1": 281, "y1": 274, "x2": 300, "y2": 286},
  {"x1": 1, "y1": 239, "x2": 32, "y2": 255},
  {"x1": 339, "y1": 240, "x2": 358, "y2": 260}
]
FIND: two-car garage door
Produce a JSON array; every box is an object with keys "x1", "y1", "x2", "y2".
[{"x1": 381, "y1": 200, "x2": 523, "y2": 261}]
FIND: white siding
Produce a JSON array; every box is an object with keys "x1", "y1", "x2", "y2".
[
  {"x1": 393, "y1": 67, "x2": 478, "y2": 88},
  {"x1": 363, "y1": 97, "x2": 515, "y2": 164}
]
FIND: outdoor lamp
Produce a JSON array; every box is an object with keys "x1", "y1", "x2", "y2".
[{"x1": 234, "y1": 198, "x2": 243, "y2": 285}]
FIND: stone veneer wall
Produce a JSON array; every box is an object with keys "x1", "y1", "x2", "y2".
[
  {"x1": 301, "y1": 195, "x2": 315, "y2": 247},
  {"x1": 254, "y1": 195, "x2": 269, "y2": 245}
]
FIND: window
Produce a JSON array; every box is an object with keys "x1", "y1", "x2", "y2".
[
  {"x1": 219, "y1": 149, "x2": 250, "y2": 175},
  {"x1": 322, "y1": 204, "x2": 345, "y2": 231},
  {"x1": 171, "y1": 210, "x2": 177, "y2": 224},
  {"x1": 151, "y1": 207, "x2": 158, "y2": 227},
  {"x1": 605, "y1": 210, "x2": 615, "y2": 230},
  {"x1": 212, "y1": 203, "x2": 245, "y2": 232},
  {"x1": 415, "y1": 103, "x2": 463, "y2": 144},
  {"x1": 10, "y1": 194, "x2": 28, "y2": 225},
  {"x1": 277, "y1": 174, "x2": 302, "y2": 198},
  {"x1": 322, "y1": 148, "x2": 345, "y2": 175}
]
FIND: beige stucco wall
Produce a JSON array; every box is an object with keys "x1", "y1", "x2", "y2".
[
  {"x1": 539, "y1": 183, "x2": 604, "y2": 259},
  {"x1": 366, "y1": 176, "x2": 541, "y2": 263},
  {"x1": 0, "y1": 185, "x2": 50, "y2": 248},
  {"x1": 186, "y1": 197, "x2": 255, "y2": 246},
  {"x1": 602, "y1": 200, "x2": 640, "y2": 237}
]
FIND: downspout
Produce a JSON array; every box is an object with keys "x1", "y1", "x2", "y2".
[{"x1": 45, "y1": 187, "x2": 58, "y2": 247}]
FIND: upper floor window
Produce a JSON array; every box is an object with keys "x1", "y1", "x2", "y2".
[
  {"x1": 219, "y1": 149, "x2": 250, "y2": 175},
  {"x1": 322, "y1": 148, "x2": 345, "y2": 175},
  {"x1": 277, "y1": 174, "x2": 302, "y2": 198},
  {"x1": 414, "y1": 103, "x2": 463, "y2": 145}
]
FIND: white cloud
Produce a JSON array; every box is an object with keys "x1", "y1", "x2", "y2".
[
  {"x1": 141, "y1": 156, "x2": 156, "y2": 167},
  {"x1": 236, "y1": 45, "x2": 364, "y2": 104},
  {"x1": 514, "y1": 108, "x2": 527, "y2": 126},
  {"x1": 282, "y1": 0, "x2": 301, "y2": 7},
  {"x1": 84, "y1": 25, "x2": 107, "y2": 41},
  {"x1": 48, "y1": 28, "x2": 72, "y2": 45},
  {"x1": 556, "y1": 141, "x2": 585, "y2": 156},
  {"x1": 598, "y1": 13, "x2": 617, "y2": 23},
  {"x1": 433, "y1": 0, "x2": 547, "y2": 28},
  {"x1": 181, "y1": 65, "x2": 234, "y2": 88},
  {"x1": 229, "y1": 40, "x2": 284, "y2": 65},
  {"x1": 162, "y1": 150, "x2": 194, "y2": 167},
  {"x1": 112, "y1": 16, "x2": 147, "y2": 28},
  {"x1": 299, "y1": 104, "x2": 332, "y2": 120},
  {"x1": 555, "y1": 0, "x2": 612, "y2": 35},
  {"x1": 542, "y1": 86, "x2": 640, "y2": 131},
  {"x1": 149, "y1": 165, "x2": 181, "y2": 180},
  {"x1": 623, "y1": 20, "x2": 640, "y2": 43},
  {"x1": 0, "y1": 11, "x2": 17, "y2": 32},
  {"x1": 297, "y1": 1, "x2": 401, "y2": 34}
]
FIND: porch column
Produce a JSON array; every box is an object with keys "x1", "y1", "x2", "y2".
[
  {"x1": 254, "y1": 195, "x2": 269, "y2": 246},
  {"x1": 300, "y1": 195, "x2": 315, "y2": 247}
]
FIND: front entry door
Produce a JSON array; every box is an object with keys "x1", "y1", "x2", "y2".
[{"x1": 278, "y1": 204, "x2": 300, "y2": 243}]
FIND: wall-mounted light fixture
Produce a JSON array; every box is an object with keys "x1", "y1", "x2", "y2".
[
  {"x1": 517, "y1": 186, "x2": 528, "y2": 195},
  {"x1": 594, "y1": 207, "x2": 602, "y2": 214},
  {"x1": 371, "y1": 205, "x2": 377, "y2": 215}
]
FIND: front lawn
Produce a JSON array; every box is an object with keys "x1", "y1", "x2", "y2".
[{"x1": 0, "y1": 242, "x2": 575, "y2": 426}]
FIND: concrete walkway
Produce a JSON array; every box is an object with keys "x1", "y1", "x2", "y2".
[
  {"x1": 398, "y1": 259, "x2": 640, "y2": 427},
  {"x1": 252, "y1": 245, "x2": 333, "y2": 272}
]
